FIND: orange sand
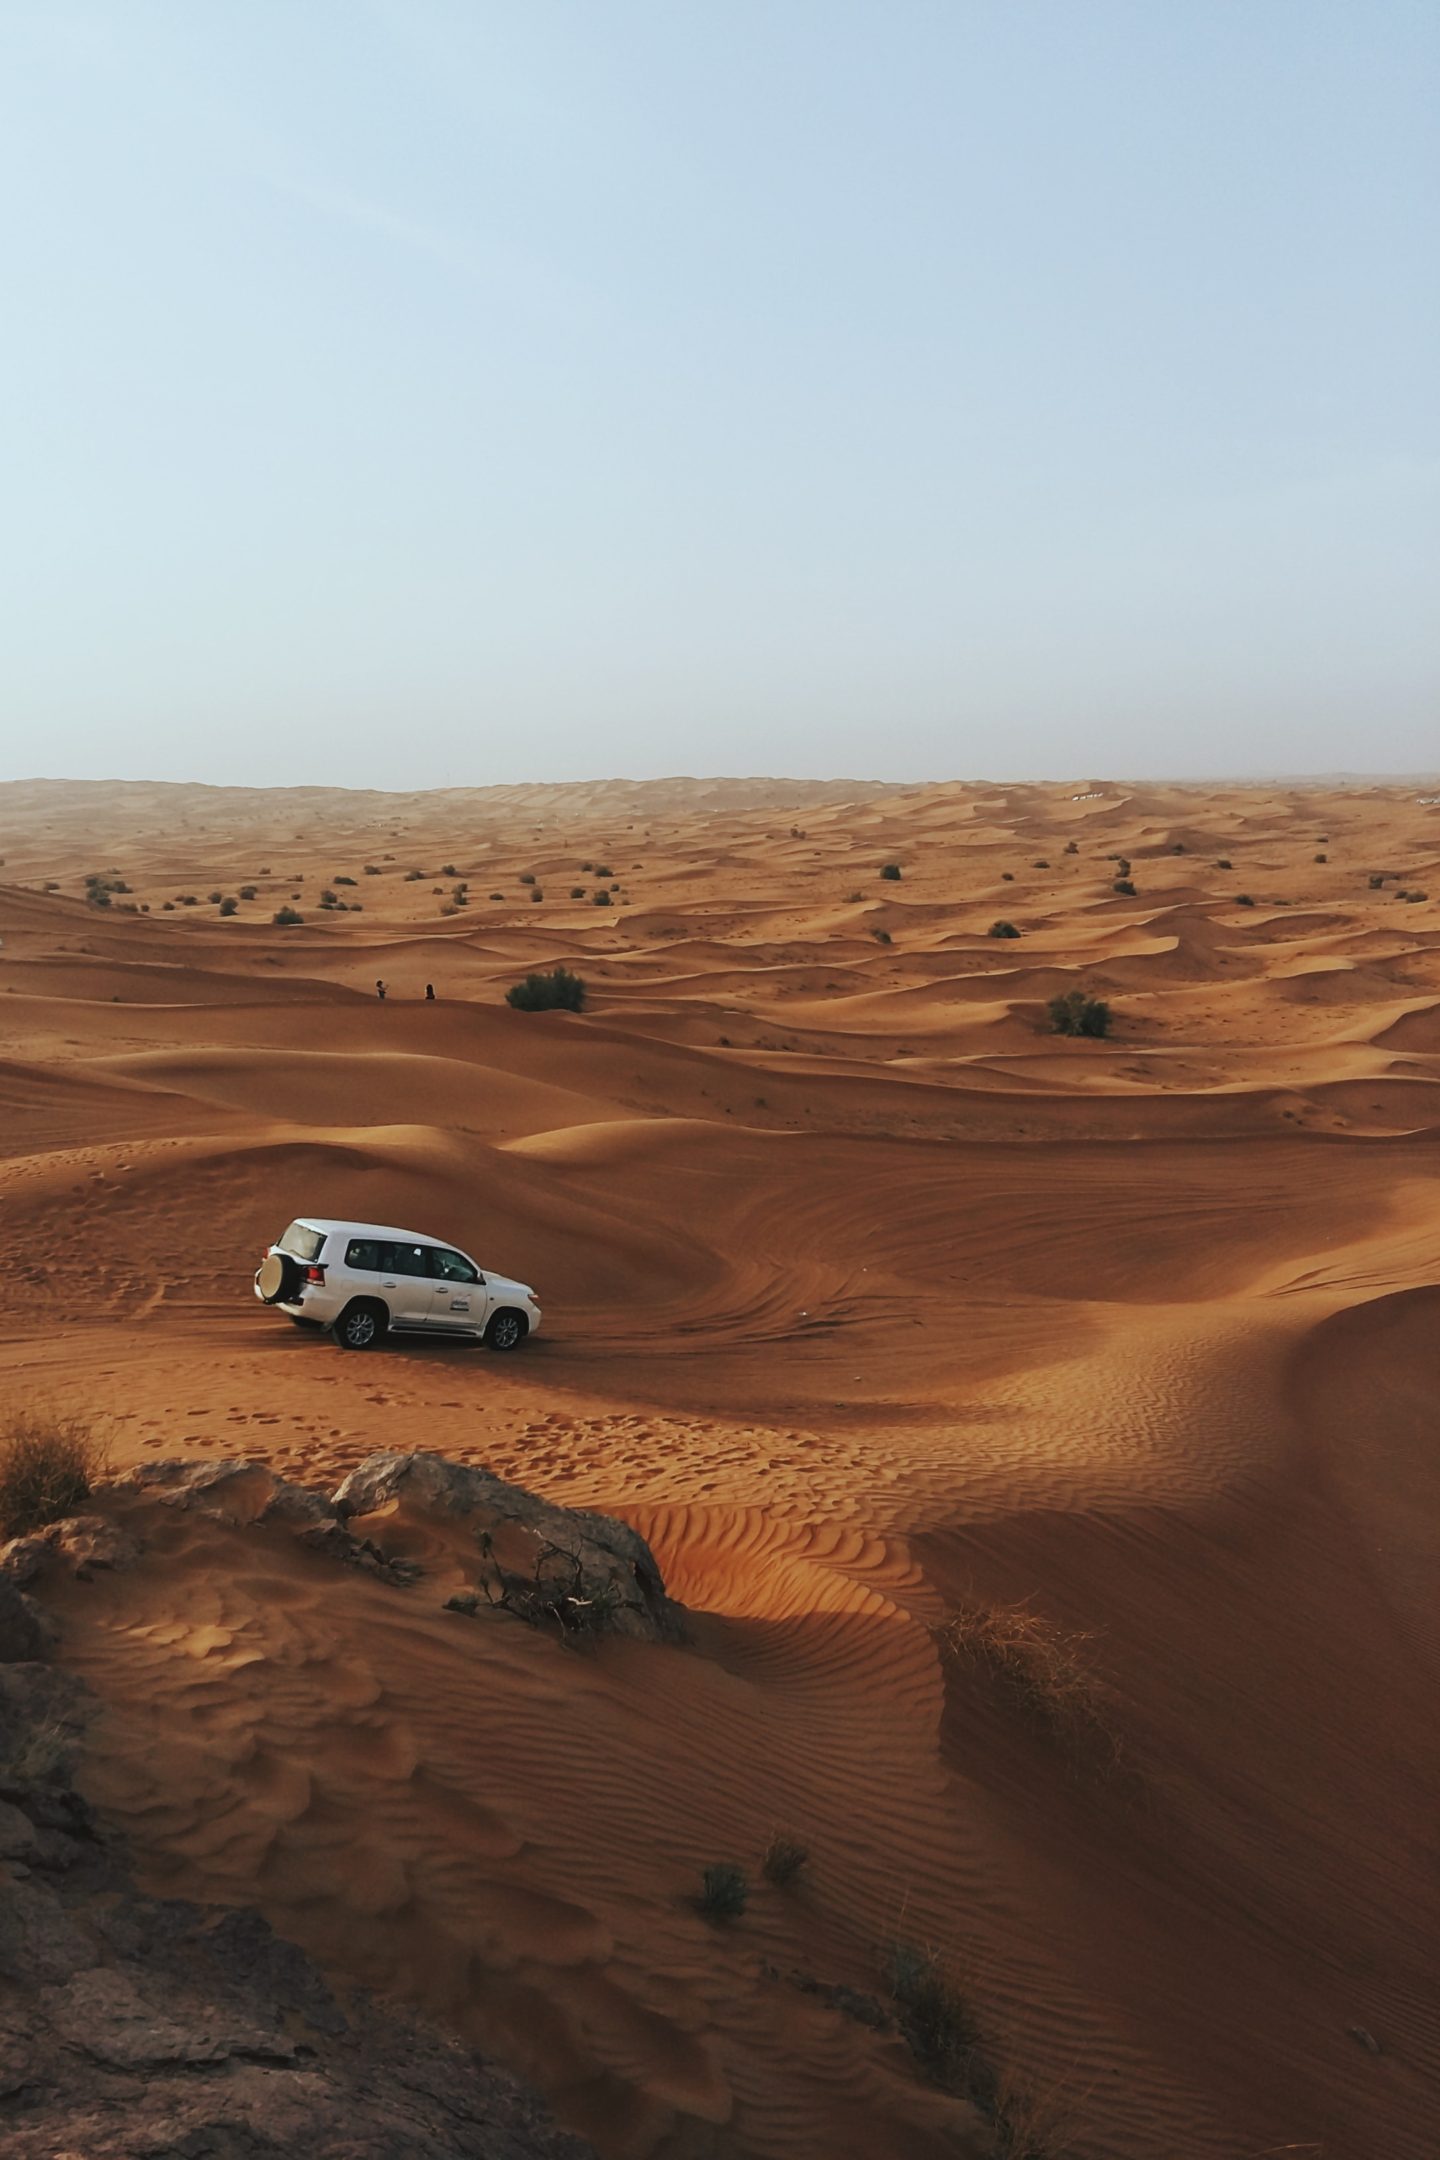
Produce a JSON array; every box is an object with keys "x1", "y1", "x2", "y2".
[{"x1": 2, "y1": 774, "x2": 1438, "y2": 2158}]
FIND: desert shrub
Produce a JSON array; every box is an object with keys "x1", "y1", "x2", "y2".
[
  {"x1": 1235, "y1": 893, "x2": 1255, "y2": 907},
  {"x1": 593, "y1": 890, "x2": 612, "y2": 907},
  {"x1": 872, "y1": 927, "x2": 892, "y2": 944},
  {"x1": 1001, "y1": 870, "x2": 1014, "y2": 881},
  {"x1": 0, "y1": 1412, "x2": 108, "y2": 1539},
  {"x1": 1063, "y1": 840, "x2": 1078, "y2": 854},
  {"x1": 239, "y1": 884, "x2": 257, "y2": 899},
  {"x1": 161, "y1": 900, "x2": 174, "y2": 910},
  {"x1": 697, "y1": 1863, "x2": 748, "y2": 1921},
  {"x1": 1215, "y1": 858, "x2": 1232, "y2": 869},
  {"x1": 179, "y1": 894, "x2": 199, "y2": 906},
  {"x1": 581, "y1": 860, "x2": 593, "y2": 871},
  {"x1": 1405, "y1": 889, "x2": 1428, "y2": 902},
  {"x1": 489, "y1": 891, "x2": 504, "y2": 900},
  {"x1": 844, "y1": 889, "x2": 863, "y2": 902},
  {"x1": 273, "y1": 905, "x2": 303, "y2": 926},
  {"x1": 404, "y1": 868, "x2": 424, "y2": 881},
  {"x1": 530, "y1": 888, "x2": 544, "y2": 902},
  {"x1": 1313, "y1": 853, "x2": 1327, "y2": 863},
  {"x1": 364, "y1": 864, "x2": 382, "y2": 875},
  {"x1": 440, "y1": 863, "x2": 458, "y2": 878},
  {"x1": 880, "y1": 862, "x2": 902, "y2": 880},
  {"x1": 335, "y1": 874, "x2": 357, "y2": 885},
  {"x1": 887, "y1": 1944, "x2": 983, "y2": 2090},
  {"x1": 1032, "y1": 858, "x2": 1049, "y2": 868},
  {"x1": 518, "y1": 872, "x2": 536, "y2": 885},
  {"x1": 218, "y1": 896, "x2": 238, "y2": 917},
  {"x1": 1171, "y1": 842, "x2": 1185, "y2": 853},
  {"x1": 1368, "y1": 873, "x2": 1385, "y2": 888},
  {"x1": 440, "y1": 903, "x2": 459, "y2": 916},
  {"x1": 935, "y1": 1601, "x2": 1126, "y2": 1781},
  {"x1": 207, "y1": 889, "x2": 223, "y2": 904},
  {"x1": 1112, "y1": 878, "x2": 1136, "y2": 896},
  {"x1": 506, "y1": 967, "x2": 585, "y2": 1013},
  {"x1": 989, "y1": 920, "x2": 1020, "y2": 939},
  {"x1": 570, "y1": 886, "x2": 586, "y2": 898},
  {"x1": 319, "y1": 889, "x2": 338, "y2": 907},
  {"x1": 1048, "y1": 989, "x2": 1110, "y2": 1038},
  {"x1": 761, "y1": 1835, "x2": 809, "y2": 1886},
  {"x1": 593, "y1": 864, "x2": 613, "y2": 878},
  {"x1": 86, "y1": 884, "x2": 112, "y2": 907}
]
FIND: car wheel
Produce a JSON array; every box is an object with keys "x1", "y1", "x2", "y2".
[
  {"x1": 335, "y1": 1300, "x2": 386, "y2": 1351},
  {"x1": 257, "y1": 1252, "x2": 301, "y2": 1305},
  {"x1": 485, "y1": 1309, "x2": 527, "y2": 1352}
]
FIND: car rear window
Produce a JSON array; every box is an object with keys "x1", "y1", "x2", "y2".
[{"x1": 278, "y1": 1221, "x2": 326, "y2": 1262}]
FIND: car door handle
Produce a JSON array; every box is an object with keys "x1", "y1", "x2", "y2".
[{"x1": 382, "y1": 1279, "x2": 397, "y2": 1287}]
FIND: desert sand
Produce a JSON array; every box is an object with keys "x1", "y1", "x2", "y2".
[{"x1": 2, "y1": 772, "x2": 1438, "y2": 2159}]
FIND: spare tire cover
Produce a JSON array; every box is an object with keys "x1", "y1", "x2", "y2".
[{"x1": 257, "y1": 1252, "x2": 298, "y2": 1304}]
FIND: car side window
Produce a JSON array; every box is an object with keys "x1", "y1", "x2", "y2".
[
  {"x1": 346, "y1": 1239, "x2": 379, "y2": 1271},
  {"x1": 431, "y1": 1247, "x2": 479, "y2": 1284},
  {"x1": 394, "y1": 1244, "x2": 429, "y2": 1277}
]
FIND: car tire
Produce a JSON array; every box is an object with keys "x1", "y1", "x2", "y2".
[
  {"x1": 257, "y1": 1252, "x2": 301, "y2": 1305},
  {"x1": 484, "y1": 1309, "x2": 527, "y2": 1352},
  {"x1": 334, "y1": 1300, "x2": 387, "y2": 1351}
]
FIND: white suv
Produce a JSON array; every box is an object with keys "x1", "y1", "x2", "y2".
[{"x1": 254, "y1": 1218, "x2": 541, "y2": 1352}]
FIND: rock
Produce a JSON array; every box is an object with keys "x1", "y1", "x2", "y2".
[
  {"x1": 0, "y1": 1576, "x2": 54, "y2": 1662},
  {"x1": 41, "y1": 1963, "x2": 298, "y2": 2069},
  {"x1": 331, "y1": 1451, "x2": 687, "y2": 1644},
  {"x1": 113, "y1": 1458, "x2": 337, "y2": 1535},
  {"x1": 0, "y1": 1516, "x2": 142, "y2": 1582},
  {"x1": 0, "y1": 1796, "x2": 38, "y2": 1860}
]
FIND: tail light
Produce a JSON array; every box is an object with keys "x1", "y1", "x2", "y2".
[{"x1": 303, "y1": 1263, "x2": 327, "y2": 1283}]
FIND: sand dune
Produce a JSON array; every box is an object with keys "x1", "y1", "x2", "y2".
[{"x1": 2, "y1": 773, "x2": 1439, "y2": 2158}]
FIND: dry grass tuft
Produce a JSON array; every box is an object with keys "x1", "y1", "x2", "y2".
[
  {"x1": 761, "y1": 1833, "x2": 810, "y2": 1886},
  {"x1": 0, "y1": 1411, "x2": 110, "y2": 1540},
  {"x1": 935, "y1": 1600, "x2": 1128, "y2": 1783}
]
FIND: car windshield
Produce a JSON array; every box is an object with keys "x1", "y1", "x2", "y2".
[{"x1": 278, "y1": 1221, "x2": 325, "y2": 1262}]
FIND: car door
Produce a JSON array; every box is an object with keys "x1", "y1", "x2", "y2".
[
  {"x1": 424, "y1": 1245, "x2": 486, "y2": 1332},
  {"x1": 374, "y1": 1241, "x2": 435, "y2": 1329}
]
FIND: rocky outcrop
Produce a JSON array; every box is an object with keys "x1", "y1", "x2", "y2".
[
  {"x1": 0, "y1": 1587, "x2": 598, "y2": 2158},
  {"x1": 94, "y1": 1450, "x2": 687, "y2": 1645},
  {"x1": 333, "y1": 1451, "x2": 687, "y2": 1643}
]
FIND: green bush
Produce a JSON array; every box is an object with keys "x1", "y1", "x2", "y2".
[
  {"x1": 593, "y1": 890, "x2": 612, "y2": 907},
  {"x1": 1063, "y1": 840, "x2": 1078, "y2": 853},
  {"x1": 441, "y1": 863, "x2": 458, "y2": 877},
  {"x1": 593, "y1": 864, "x2": 613, "y2": 878},
  {"x1": 530, "y1": 888, "x2": 544, "y2": 902},
  {"x1": 519, "y1": 872, "x2": 536, "y2": 885},
  {"x1": 1112, "y1": 878, "x2": 1136, "y2": 896},
  {"x1": 697, "y1": 1863, "x2": 748, "y2": 1922},
  {"x1": 880, "y1": 863, "x2": 901, "y2": 880},
  {"x1": 989, "y1": 920, "x2": 1021, "y2": 939},
  {"x1": 273, "y1": 905, "x2": 303, "y2": 926},
  {"x1": 1235, "y1": 893, "x2": 1255, "y2": 907},
  {"x1": 1032, "y1": 858, "x2": 1049, "y2": 869},
  {"x1": 872, "y1": 927, "x2": 892, "y2": 944},
  {"x1": 239, "y1": 884, "x2": 258, "y2": 900},
  {"x1": 506, "y1": 967, "x2": 586, "y2": 1013},
  {"x1": 570, "y1": 886, "x2": 586, "y2": 898},
  {"x1": 404, "y1": 868, "x2": 424, "y2": 881},
  {"x1": 218, "y1": 896, "x2": 238, "y2": 917},
  {"x1": 1215, "y1": 858, "x2": 1232, "y2": 870},
  {"x1": 1048, "y1": 989, "x2": 1110, "y2": 1038},
  {"x1": 335, "y1": 874, "x2": 357, "y2": 885}
]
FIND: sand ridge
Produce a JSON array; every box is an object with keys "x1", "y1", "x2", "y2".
[{"x1": 2, "y1": 773, "x2": 1439, "y2": 2158}]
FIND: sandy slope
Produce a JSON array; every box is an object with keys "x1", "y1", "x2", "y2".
[{"x1": 2, "y1": 773, "x2": 1439, "y2": 2158}]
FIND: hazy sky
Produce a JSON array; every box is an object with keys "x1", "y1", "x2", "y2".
[{"x1": 3, "y1": 2, "x2": 1436, "y2": 788}]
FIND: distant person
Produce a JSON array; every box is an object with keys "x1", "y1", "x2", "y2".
[
  {"x1": 425, "y1": 982, "x2": 435, "y2": 1001},
  {"x1": 376, "y1": 979, "x2": 387, "y2": 1001}
]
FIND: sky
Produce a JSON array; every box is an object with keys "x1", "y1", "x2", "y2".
[{"x1": 2, "y1": 1, "x2": 1436, "y2": 789}]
